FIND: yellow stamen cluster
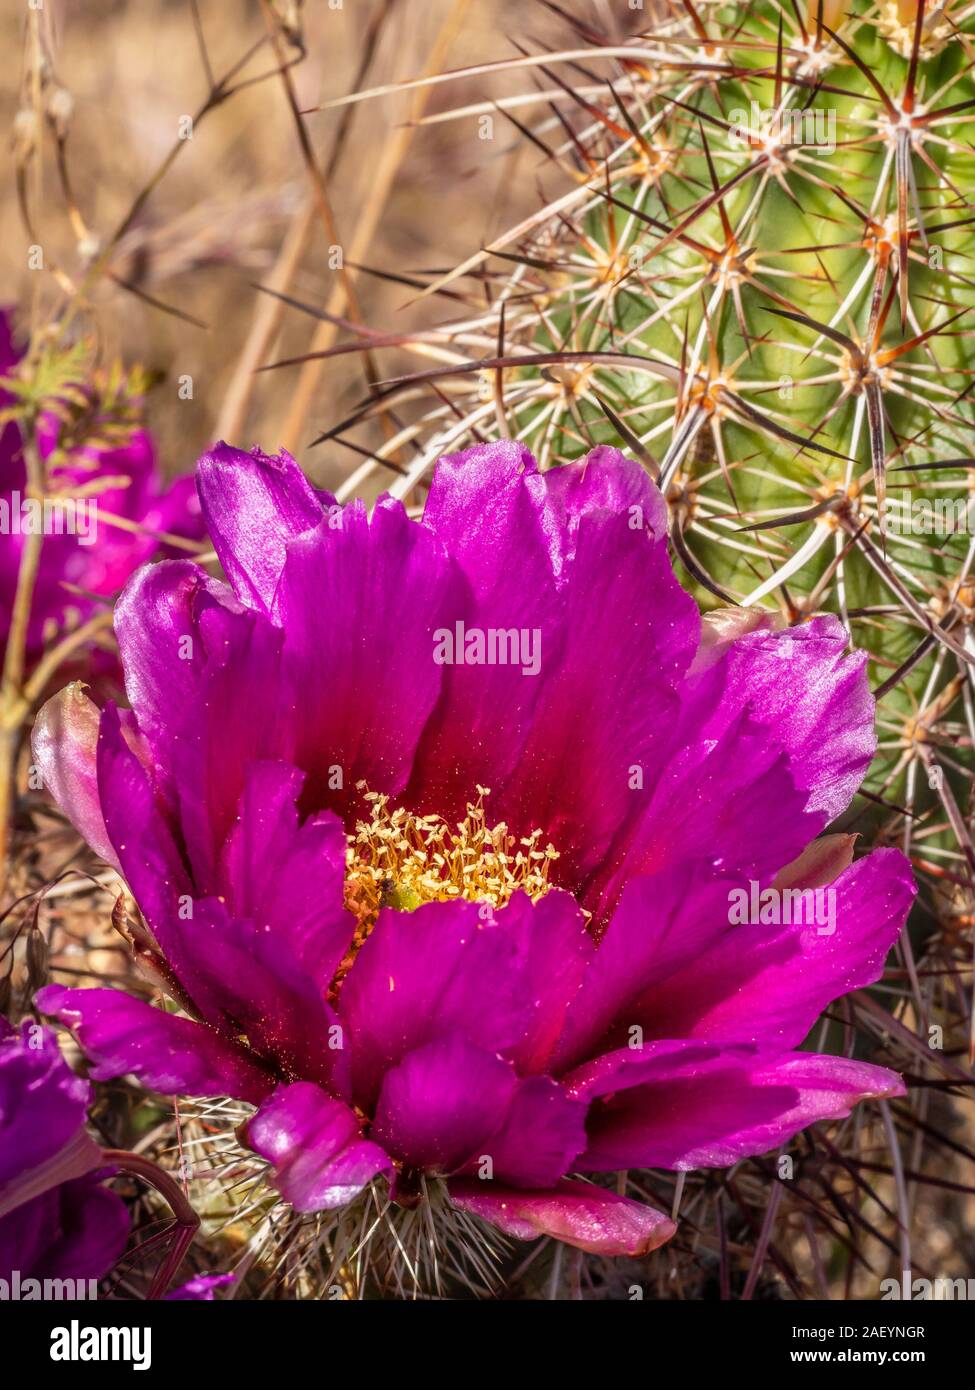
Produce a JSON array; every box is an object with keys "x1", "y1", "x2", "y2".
[{"x1": 342, "y1": 783, "x2": 559, "y2": 944}]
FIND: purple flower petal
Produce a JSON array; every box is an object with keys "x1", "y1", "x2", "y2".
[
  {"x1": 591, "y1": 615, "x2": 877, "y2": 914},
  {"x1": 0, "y1": 1023, "x2": 92, "y2": 1191},
  {"x1": 113, "y1": 561, "x2": 231, "y2": 760},
  {"x1": 371, "y1": 1031, "x2": 586, "y2": 1186},
  {"x1": 489, "y1": 890, "x2": 594, "y2": 1075},
  {"x1": 448, "y1": 1177, "x2": 676, "y2": 1256},
  {"x1": 412, "y1": 443, "x2": 698, "y2": 884},
  {"x1": 372, "y1": 1034, "x2": 520, "y2": 1174},
  {"x1": 630, "y1": 848, "x2": 916, "y2": 1050},
  {"x1": 197, "y1": 442, "x2": 327, "y2": 616},
  {"x1": 0, "y1": 1127, "x2": 103, "y2": 1223},
  {"x1": 407, "y1": 440, "x2": 574, "y2": 818},
  {"x1": 475, "y1": 1074, "x2": 588, "y2": 1188},
  {"x1": 247, "y1": 1083, "x2": 391, "y2": 1212},
  {"x1": 113, "y1": 561, "x2": 290, "y2": 886},
  {"x1": 551, "y1": 867, "x2": 739, "y2": 1070},
  {"x1": 175, "y1": 899, "x2": 348, "y2": 1093},
  {"x1": 0, "y1": 1173, "x2": 129, "y2": 1283},
  {"x1": 0, "y1": 1022, "x2": 129, "y2": 1284},
  {"x1": 579, "y1": 1052, "x2": 905, "y2": 1170},
  {"x1": 589, "y1": 694, "x2": 813, "y2": 918},
  {"x1": 36, "y1": 986, "x2": 273, "y2": 1104},
  {"x1": 340, "y1": 899, "x2": 530, "y2": 1110},
  {"x1": 712, "y1": 614, "x2": 876, "y2": 822},
  {"x1": 492, "y1": 503, "x2": 697, "y2": 886},
  {"x1": 94, "y1": 701, "x2": 206, "y2": 998},
  {"x1": 277, "y1": 496, "x2": 461, "y2": 821},
  {"x1": 217, "y1": 761, "x2": 352, "y2": 992},
  {"x1": 564, "y1": 1038, "x2": 745, "y2": 1104}
]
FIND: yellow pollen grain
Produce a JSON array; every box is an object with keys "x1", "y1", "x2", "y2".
[{"x1": 339, "y1": 783, "x2": 559, "y2": 975}]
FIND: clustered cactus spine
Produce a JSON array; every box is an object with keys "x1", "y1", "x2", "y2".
[{"x1": 366, "y1": 1, "x2": 975, "y2": 948}]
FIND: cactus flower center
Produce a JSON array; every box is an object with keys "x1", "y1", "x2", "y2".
[{"x1": 341, "y1": 785, "x2": 559, "y2": 948}]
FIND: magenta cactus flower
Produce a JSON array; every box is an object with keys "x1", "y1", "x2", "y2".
[
  {"x1": 0, "y1": 1019, "x2": 128, "y2": 1289},
  {"x1": 33, "y1": 441, "x2": 915, "y2": 1257},
  {"x1": 0, "y1": 310, "x2": 203, "y2": 673}
]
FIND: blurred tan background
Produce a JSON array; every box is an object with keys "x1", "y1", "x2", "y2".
[{"x1": 0, "y1": 0, "x2": 598, "y2": 490}]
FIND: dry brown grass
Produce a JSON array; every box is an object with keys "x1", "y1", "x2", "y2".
[{"x1": 0, "y1": 0, "x2": 565, "y2": 485}]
